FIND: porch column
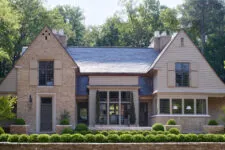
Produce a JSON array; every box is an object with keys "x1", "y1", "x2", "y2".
[
  {"x1": 133, "y1": 90, "x2": 139, "y2": 126},
  {"x1": 88, "y1": 89, "x2": 97, "y2": 127}
]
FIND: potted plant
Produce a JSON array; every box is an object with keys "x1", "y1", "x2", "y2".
[
  {"x1": 10, "y1": 118, "x2": 29, "y2": 134},
  {"x1": 203, "y1": 120, "x2": 224, "y2": 134},
  {"x1": 56, "y1": 110, "x2": 72, "y2": 134},
  {"x1": 164, "y1": 119, "x2": 182, "y2": 133}
]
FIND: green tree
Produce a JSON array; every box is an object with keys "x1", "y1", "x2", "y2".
[{"x1": 0, "y1": 96, "x2": 16, "y2": 121}]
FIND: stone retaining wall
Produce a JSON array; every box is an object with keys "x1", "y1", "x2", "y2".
[{"x1": 1, "y1": 143, "x2": 225, "y2": 150}]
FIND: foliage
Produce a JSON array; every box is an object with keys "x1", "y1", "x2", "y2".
[
  {"x1": 60, "y1": 134, "x2": 71, "y2": 142},
  {"x1": 95, "y1": 134, "x2": 107, "y2": 143},
  {"x1": 0, "y1": 134, "x2": 9, "y2": 142},
  {"x1": 0, "y1": 96, "x2": 16, "y2": 121},
  {"x1": 71, "y1": 134, "x2": 85, "y2": 142},
  {"x1": 61, "y1": 128, "x2": 74, "y2": 134},
  {"x1": 75, "y1": 123, "x2": 88, "y2": 132},
  {"x1": 15, "y1": 118, "x2": 25, "y2": 125},
  {"x1": 208, "y1": 120, "x2": 218, "y2": 125},
  {"x1": 7, "y1": 134, "x2": 19, "y2": 142},
  {"x1": 59, "y1": 110, "x2": 70, "y2": 125},
  {"x1": 84, "y1": 134, "x2": 96, "y2": 142},
  {"x1": 166, "y1": 119, "x2": 176, "y2": 125},
  {"x1": 168, "y1": 128, "x2": 180, "y2": 135},
  {"x1": 50, "y1": 134, "x2": 61, "y2": 142},
  {"x1": 0, "y1": 127, "x2": 5, "y2": 134},
  {"x1": 29, "y1": 134, "x2": 38, "y2": 142},
  {"x1": 107, "y1": 134, "x2": 120, "y2": 143},
  {"x1": 120, "y1": 134, "x2": 133, "y2": 142},
  {"x1": 133, "y1": 134, "x2": 145, "y2": 142},
  {"x1": 18, "y1": 134, "x2": 29, "y2": 142},
  {"x1": 152, "y1": 123, "x2": 164, "y2": 131},
  {"x1": 37, "y1": 134, "x2": 50, "y2": 142}
]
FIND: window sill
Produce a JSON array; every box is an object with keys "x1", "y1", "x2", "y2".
[
  {"x1": 151, "y1": 114, "x2": 210, "y2": 117},
  {"x1": 38, "y1": 86, "x2": 54, "y2": 88}
]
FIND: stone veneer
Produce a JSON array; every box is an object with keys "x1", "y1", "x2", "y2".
[
  {"x1": 1, "y1": 143, "x2": 225, "y2": 150},
  {"x1": 10, "y1": 125, "x2": 30, "y2": 134},
  {"x1": 15, "y1": 27, "x2": 77, "y2": 133},
  {"x1": 151, "y1": 116, "x2": 209, "y2": 133}
]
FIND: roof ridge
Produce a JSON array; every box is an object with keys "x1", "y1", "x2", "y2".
[{"x1": 67, "y1": 46, "x2": 152, "y2": 49}]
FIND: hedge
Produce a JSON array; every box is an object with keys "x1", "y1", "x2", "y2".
[{"x1": 0, "y1": 133, "x2": 225, "y2": 143}]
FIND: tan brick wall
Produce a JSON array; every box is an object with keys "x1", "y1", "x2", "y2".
[
  {"x1": 208, "y1": 97, "x2": 225, "y2": 124},
  {"x1": 151, "y1": 116, "x2": 209, "y2": 133},
  {"x1": 15, "y1": 27, "x2": 77, "y2": 133}
]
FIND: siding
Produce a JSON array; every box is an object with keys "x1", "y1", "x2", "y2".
[
  {"x1": 0, "y1": 68, "x2": 17, "y2": 93},
  {"x1": 154, "y1": 30, "x2": 225, "y2": 93},
  {"x1": 89, "y1": 76, "x2": 138, "y2": 86},
  {"x1": 76, "y1": 76, "x2": 89, "y2": 96}
]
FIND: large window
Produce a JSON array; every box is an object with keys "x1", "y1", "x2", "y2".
[
  {"x1": 160, "y1": 99, "x2": 170, "y2": 114},
  {"x1": 175, "y1": 63, "x2": 189, "y2": 87},
  {"x1": 184, "y1": 99, "x2": 194, "y2": 114},
  {"x1": 97, "y1": 91, "x2": 133, "y2": 125},
  {"x1": 39, "y1": 61, "x2": 54, "y2": 86},
  {"x1": 172, "y1": 99, "x2": 182, "y2": 114},
  {"x1": 196, "y1": 99, "x2": 206, "y2": 114}
]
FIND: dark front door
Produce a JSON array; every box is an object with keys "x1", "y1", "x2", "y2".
[
  {"x1": 77, "y1": 102, "x2": 88, "y2": 125},
  {"x1": 139, "y1": 102, "x2": 148, "y2": 126},
  {"x1": 40, "y1": 97, "x2": 52, "y2": 132}
]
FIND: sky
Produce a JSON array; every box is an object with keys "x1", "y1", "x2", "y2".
[{"x1": 44, "y1": 0, "x2": 183, "y2": 26}]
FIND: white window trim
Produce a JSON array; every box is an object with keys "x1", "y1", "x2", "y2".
[{"x1": 158, "y1": 96, "x2": 208, "y2": 115}]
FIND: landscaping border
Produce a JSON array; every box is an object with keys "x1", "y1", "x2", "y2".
[{"x1": 1, "y1": 142, "x2": 225, "y2": 150}]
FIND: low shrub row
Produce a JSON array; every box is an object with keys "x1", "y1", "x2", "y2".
[{"x1": 1, "y1": 133, "x2": 225, "y2": 143}]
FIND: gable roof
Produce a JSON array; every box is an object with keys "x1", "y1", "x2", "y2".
[{"x1": 67, "y1": 47, "x2": 159, "y2": 73}]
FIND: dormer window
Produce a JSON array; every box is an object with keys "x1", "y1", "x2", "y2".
[
  {"x1": 181, "y1": 38, "x2": 184, "y2": 47},
  {"x1": 175, "y1": 62, "x2": 189, "y2": 87}
]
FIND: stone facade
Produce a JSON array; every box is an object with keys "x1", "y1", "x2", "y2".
[
  {"x1": 151, "y1": 116, "x2": 209, "y2": 133},
  {"x1": 10, "y1": 125, "x2": 30, "y2": 134},
  {"x1": 15, "y1": 27, "x2": 77, "y2": 133},
  {"x1": 208, "y1": 97, "x2": 225, "y2": 124}
]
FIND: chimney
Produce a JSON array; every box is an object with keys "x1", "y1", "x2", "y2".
[
  {"x1": 149, "y1": 31, "x2": 171, "y2": 52},
  {"x1": 53, "y1": 29, "x2": 67, "y2": 48}
]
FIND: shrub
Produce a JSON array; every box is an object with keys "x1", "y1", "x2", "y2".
[
  {"x1": 0, "y1": 127, "x2": 5, "y2": 134},
  {"x1": 29, "y1": 134, "x2": 38, "y2": 142},
  {"x1": 99, "y1": 131, "x2": 108, "y2": 136},
  {"x1": 85, "y1": 134, "x2": 96, "y2": 142},
  {"x1": 95, "y1": 134, "x2": 107, "y2": 143},
  {"x1": 60, "y1": 134, "x2": 71, "y2": 142},
  {"x1": 167, "y1": 119, "x2": 176, "y2": 125},
  {"x1": 61, "y1": 127, "x2": 74, "y2": 134},
  {"x1": 37, "y1": 134, "x2": 50, "y2": 142},
  {"x1": 0, "y1": 134, "x2": 9, "y2": 142},
  {"x1": 203, "y1": 134, "x2": 221, "y2": 142},
  {"x1": 108, "y1": 130, "x2": 119, "y2": 135},
  {"x1": 155, "y1": 134, "x2": 167, "y2": 142},
  {"x1": 178, "y1": 134, "x2": 198, "y2": 142},
  {"x1": 50, "y1": 134, "x2": 61, "y2": 142},
  {"x1": 71, "y1": 134, "x2": 85, "y2": 142},
  {"x1": 15, "y1": 118, "x2": 25, "y2": 125},
  {"x1": 143, "y1": 131, "x2": 151, "y2": 136},
  {"x1": 133, "y1": 134, "x2": 145, "y2": 142},
  {"x1": 166, "y1": 134, "x2": 179, "y2": 142},
  {"x1": 75, "y1": 123, "x2": 88, "y2": 132},
  {"x1": 145, "y1": 134, "x2": 155, "y2": 142},
  {"x1": 120, "y1": 134, "x2": 133, "y2": 143},
  {"x1": 8, "y1": 134, "x2": 19, "y2": 142},
  {"x1": 208, "y1": 120, "x2": 218, "y2": 125},
  {"x1": 168, "y1": 128, "x2": 180, "y2": 135},
  {"x1": 18, "y1": 134, "x2": 29, "y2": 142},
  {"x1": 152, "y1": 123, "x2": 164, "y2": 131},
  {"x1": 60, "y1": 119, "x2": 70, "y2": 125},
  {"x1": 108, "y1": 134, "x2": 120, "y2": 143}
]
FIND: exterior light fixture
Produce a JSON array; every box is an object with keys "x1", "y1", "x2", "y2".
[
  {"x1": 186, "y1": 106, "x2": 192, "y2": 110},
  {"x1": 173, "y1": 105, "x2": 178, "y2": 110},
  {"x1": 29, "y1": 95, "x2": 32, "y2": 103}
]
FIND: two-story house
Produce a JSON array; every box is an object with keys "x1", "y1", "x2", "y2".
[{"x1": 0, "y1": 26, "x2": 225, "y2": 133}]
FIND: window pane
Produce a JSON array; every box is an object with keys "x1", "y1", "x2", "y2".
[
  {"x1": 39, "y1": 61, "x2": 54, "y2": 86},
  {"x1": 160, "y1": 99, "x2": 170, "y2": 114},
  {"x1": 121, "y1": 103, "x2": 130, "y2": 125},
  {"x1": 172, "y1": 99, "x2": 182, "y2": 114},
  {"x1": 109, "y1": 104, "x2": 119, "y2": 124},
  {"x1": 121, "y1": 91, "x2": 132, "y2": 102},
  {"x1": 175, "y1": 63, "x2": 189, "y2": 87},
  {"x1": 99, "y1": 92, "x2": 107, "y2": 102},
  {"x1": 99, "y1": 103, "x2": 107, "y2": 124},
  {"x1": 110, "y1": 92, "x2": 119, "y2": 102},
  {"x1": 197, "y1": 99, "x2": 206, "y2": 114},
  {"x1": 184, "y1": 99, "x2": 194, "y2": 114}
]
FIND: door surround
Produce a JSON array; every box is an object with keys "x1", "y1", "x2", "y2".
[{"x1": 36, "y1": 93, "x2": 56, "y2": 133}]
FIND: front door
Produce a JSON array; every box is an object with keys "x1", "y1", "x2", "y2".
[
  {"x1": 139, "y1": 102, "x2": 148, "y2": 126},
  {"x1": 40, "y1": 97, "x2": 52, "y2": 132},
  {"x1": 77, "y1": 102, "x2": 88, "y2": 125}
]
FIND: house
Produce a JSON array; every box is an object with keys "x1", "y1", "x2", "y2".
[{"x1": 0, "y1": 26, "x2": 225, "y2": 133}]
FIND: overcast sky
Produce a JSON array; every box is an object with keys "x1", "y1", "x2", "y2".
[{"x1": 44, "y1": 0, "x2": 183, "y2": 26}]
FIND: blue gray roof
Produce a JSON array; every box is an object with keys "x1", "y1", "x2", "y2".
[{"x1": 67, "y1": 47, "x2": 159, "y2": 73}]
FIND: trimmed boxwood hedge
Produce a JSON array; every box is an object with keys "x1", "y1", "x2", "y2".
[{"x1": 1, "y1": 132, "x2": 225, "y2": 143}]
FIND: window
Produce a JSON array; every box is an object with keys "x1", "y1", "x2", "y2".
[
  {"x1": 172, "y1": 99, "x2": 182, "y2": 114},
  {"x1": 39, "y1": 61, "x2": 54, "y2": 86},
  {"x1": 184, "y1": 99, "x2": 194, "y2": 114},
  {"x1": 98, "y1": 92, "x2": 107, "y2": 124},
  {"x1": 121, "y1": 92, "x2": 132, "y2": 125},
  {"x1": 109, "y1": 92, "x2": 119, "y2": 124},
  {"x1": 176, "y1": 63, "x2": 190, "y2": 87},
  {"x1": 196, "y1": 99, "x2": 206, "y2": 114},
  {"x1": 160, "y1": 99, "x2": 170, "y2": 114},
  {"x1": 181, "y1": 38, "x2": 184, "y2": 47}
]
